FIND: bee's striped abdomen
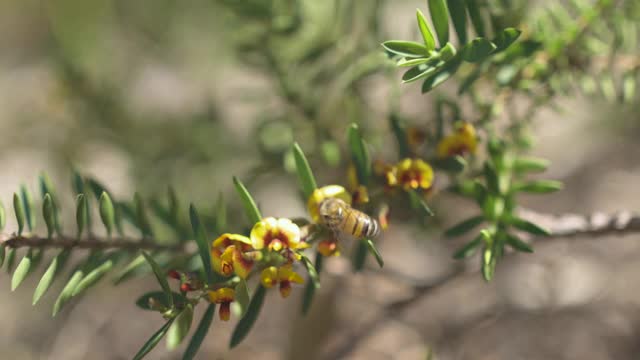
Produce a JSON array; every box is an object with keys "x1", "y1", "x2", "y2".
[
  {"x1": 319, "y1": 197, "x2": 381, "y2": 239},
  {"x1": 339, "y1": 207, "x2": 380, "y2": 239}
]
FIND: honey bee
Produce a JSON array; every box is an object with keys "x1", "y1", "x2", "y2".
[{"x1": 319, "y1": 198, "x2": 380, "y2": 239}]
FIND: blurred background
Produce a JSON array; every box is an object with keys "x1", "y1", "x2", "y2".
[{"x1": 0, "y1": 0, "x2": 639, "y2": 359}]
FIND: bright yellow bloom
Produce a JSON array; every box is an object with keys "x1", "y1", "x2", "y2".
[
  {"x1": 307, "y1": 185, "x2": 352, "y2": 223},
  {"x1": 260, "y1": 265, "x2": 304, "y2": 298},
  {"x1": 208, "y1": 288, "x2": 235, "y2": 321},
  {"x1": 211, "y1": 233, "x2": 254, "y2": 279},
  {"x1": 395, "y1": 158, "x2": 434, "y2": 191},
  {"x1": 250, "y1": 217, "x2": 306, "y2": 252},
  {"x1": 436, "y1": 122, "x2": 477, "y2": 158}
]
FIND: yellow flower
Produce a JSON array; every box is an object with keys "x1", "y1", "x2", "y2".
[
  {"x1": 208, "y1": 288, "x2": 235, "y2": 321},
  {"x1": 250, "y1": 217, "x2": 306, "y2": 252},
  {"x1": 436, "y1": 122, "x2": 477, "y2": 158},
  {"x1": 210, "y1": 234, "x2": 254, "y2": 279},
  {"x1": 260, "y1": 265, "x2": 304, "y2": 298},
  {"x1": 395, "y1": 158, "x2": 434, "y2": 191},
  {"x1": 307, "y1": 185, "x2": 352, "y2": 223}
]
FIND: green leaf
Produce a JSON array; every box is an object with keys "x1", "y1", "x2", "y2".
[
  {"x1": 132, "y1": 319, "x2": 175, "y2": 360},
  {"x1": 447, "y1": 0, "x2": 467, "y2": 44},
  {"x1": 232, "y1": 177, "x2": 262, "y2": 224},
  {"x1": 402, "y1": 64, "x2": 441, "y2": 83},
  {"x1": 301, "y1": 254, "x2": 323, "y2": 315},
  {"x1": 11, "y1": 249, "x2": 33, "y2": 291},
  {"x1": 33, "y1": 249, "x2": 71, "y2": 305},
  {"x1": 136, "y1": 291, "x2": 187, "y2": 311},
  {"x1": 512, "y1": 180, "x2": 563, "y2": 194},
  {"x1": 462, "y1": 38, "x2": 496, "y2": 62},
  {"x1": 20, "y1": 184, "x2": 36, "y2": 231},
  {"x1": 439, "y1": 42, "x2": 457, "y2": 60},
  {"x1": 465, "y1": 0, "x2": 485, "y2": 37},
  {"x1": 352, "y1": 239, "x2": 368, "y2": 272},
  {"x1": 382, "y1": 40, "x2": 429, "y2": 58},
  {"x1": 513, "y1": 157, "x2": 549, "y2": 173},
  {"x1": 167, "y1": 304, "x2": 194, "y2": 350},
  {"x1": 182, "y1": 303, "x2": 215, "y2": 360},
  {"x1": 482, "y1": 246, "x2": 496, "y2": 281},
  {"x1": 99, "y1": 192, "x2": 115, "y2": 237},
  {"x1": 452, "y1": 233, "x2": 483, "y2": 259},
  {"x1": 40, "y1": 173, "x2": 61, "y2": 234},
  {"x1": 444, "y1": 215, "x2": 485, "y2": 237},
  {"x1": 0, "y1": 245, "x2": 4, "y2": 268},
  {"x1": 142, "y1": 251, "x2": 174, "y2": 309},
  {"x1": 510, "y1": 217, "x2": 550, "y2": 237},
  {"x1": 432, "y1": 155, "x2": 467, "y2": 173},
  {"x1": 300, "y1": 254, "x2": 320, "y2": 289},
  {"x1": 6, "y1": 248, "x2": 16, "y2": 272},
  {"x1": 71, "y1": 258, "x2": 114, "y2": 297},
  {"x1": 135, "y1": 193, "x2": 153, "y2": 237},
  {"x1": 233, "y1": 279, "x2": 251, "y2": 317},
  {"x1": 43, "y1": 193, "x2": 55, "y2": 239},
  {"x1": 76, "y1": 194, "x2": 88, "y2": 237},
  {"x1": 347, "y1": 124, "x2": 371, "y2": 185},
  {"x1": 13, "y1": 193, "x2": 25, "y2": 236},
  {"x1": 416, "y1": 9, "x2": 436, "y2": 50},
  {"x1": 505, "y1": 233, "x2": 533, "y2": 253},
  {"x1": 292, "y1": 142, "x2": 318, "y2": 199},
  {"x1": 397, "y1": 57, "x2": 432, "y2": 67},
  {"x1": 53, "y1": 270, "x2": 84, "y2": 316},
  {"x1": 408, "y1": 190, "x2": 434, "y2": 217},
  {"x1": 366, "y1": 239, "x2": 384, "y2": 268},
  {"x1": 0, "y1": 199, "x2": 6, "y2": 231},
  {"x1": 189, "y1": 205, "x2": 213, "y2": 284},
  {"x1": 428, "y1": 0, "x2": 449, "y2": 46},
  {"x1": 421, "y1": 58, "x2": 461, "y2": 93},
  {"x1": 483, "y1": 163, "x2": 500, "y2": 194},
  {"x1": 113, "y1": 254, "x2": 149, "y2": 285},
  {"x1": 493, "y1": 28, "x2": 521, "y2": 51},
  {"x1": 230, "y1": 285, "x2": 267, "y2": 348},
  {"x1": 389, "y1": 113, "x2": 411, "y2": 158}
]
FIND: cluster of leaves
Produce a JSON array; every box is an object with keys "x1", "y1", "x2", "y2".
[
  {"x1": 446, "y1": 139, "x2": 561, "y2": 280},
  {"x1": 382, "y1": 0, "x2": 521, "y2": 93}
]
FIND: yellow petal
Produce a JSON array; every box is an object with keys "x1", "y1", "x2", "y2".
[
  {"x1": 212, "y1": 233, "x2": 233, "y2": 248},
  {"x1": 226, "y1": 233, "x2": 252, "y2": 245},
  {"x1": 250, "y1": 221, "x2": 269, "y2": 250},
  {"x1": 211, "y1": 248, "x2": 224, "y2": 274},
  {"x1": 261, "y1": 266, "x2": 278, "y2": 288},
  {"x1": 277, "y1": 218, "x2": 301, "y2": 246},
  {"x1": 232, "y1": 249, "x2": 253, "y2": 279}
]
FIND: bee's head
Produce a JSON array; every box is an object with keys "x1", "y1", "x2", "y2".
[{"x1": 319, "y1": 197, "x2": 345, "y2": 223}]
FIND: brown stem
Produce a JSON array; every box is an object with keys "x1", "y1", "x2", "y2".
[{"x1": 0, "y1": 234, "x2": 183, "y2": 251}]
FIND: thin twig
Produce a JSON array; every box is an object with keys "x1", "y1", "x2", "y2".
[{"x1": 0, "y1": 234, "x2": 183, "y2": 251}]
